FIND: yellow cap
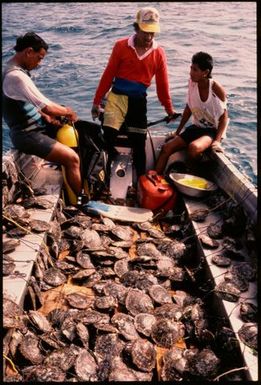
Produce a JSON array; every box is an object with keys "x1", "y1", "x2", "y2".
[
  {"x1": 56, "y1": 123, "x2": 78, "y2": 147},
  {"x1": 136, "y1": 7, "x2": 160, "y2": 33}
]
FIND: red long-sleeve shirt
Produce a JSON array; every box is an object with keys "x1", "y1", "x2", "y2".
[{"x1": 93, "y1": 36, "x2": 174, "y2": 115}]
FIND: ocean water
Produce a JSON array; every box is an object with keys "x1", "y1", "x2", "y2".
[{"x1": 2, "y1": 2, "x2": 257, "y2": 185}]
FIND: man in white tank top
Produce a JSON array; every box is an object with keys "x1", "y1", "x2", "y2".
[{"x1": 155, "y1": 51, "x2": 228, "y2": 174}]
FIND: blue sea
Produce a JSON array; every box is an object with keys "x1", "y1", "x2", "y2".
[{"x1": 2, "y1": 2, "x2": 257, "y2": 185}]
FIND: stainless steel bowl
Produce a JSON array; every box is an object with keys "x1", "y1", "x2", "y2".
[{"x1": 169, "y1": 172, "x2": 217, "y2": 198}]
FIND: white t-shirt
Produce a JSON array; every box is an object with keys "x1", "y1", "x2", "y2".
[
  {"x1": 3, "y1": 66, "x2": 53, "y2": 110},
  {"x1": 187, "y1": 78, "x2": 227, "y2": 129}
]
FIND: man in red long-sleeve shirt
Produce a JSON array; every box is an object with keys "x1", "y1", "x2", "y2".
[{"x1": 92, "y1": 7, "x2": 177, "y2": 181}]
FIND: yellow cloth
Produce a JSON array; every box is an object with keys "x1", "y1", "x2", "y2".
[
  {"x1": 178, "y1": 178, "x2": 208, "y2": 189},
  {"x1": 103, "y1": 91, "x2": 128, "y2": 130}
]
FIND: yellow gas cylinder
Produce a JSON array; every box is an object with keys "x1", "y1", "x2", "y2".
[
  {"x1": 56, "y1": 123, "x2": 79, "y2": 147},
  {"x1": 56, "y1": 123, "x2": 89, "y2": 205}
]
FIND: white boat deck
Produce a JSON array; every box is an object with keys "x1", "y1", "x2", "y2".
[
  {"x1": 184, "y1": 197, "x2": 257, "y2": 382},
  {"x1": 3, "y1": 153, "x2": 63, "y2": 307}
]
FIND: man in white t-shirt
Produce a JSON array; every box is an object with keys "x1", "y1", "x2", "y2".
[
  {"x1": 3, "y1": 32, "x2": 82, "y2": 196},
  {"x1": 155, "y1": 51, "x2": 228, "y2": 174}
]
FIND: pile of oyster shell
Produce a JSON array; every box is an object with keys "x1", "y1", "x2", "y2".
[{"x1": 3, "y1": 188, "x2": 257, "y2": 381}]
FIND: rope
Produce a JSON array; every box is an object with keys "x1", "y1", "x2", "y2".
[{"x1": 3, "y1": 214, "x2": 51, "y2": 257}]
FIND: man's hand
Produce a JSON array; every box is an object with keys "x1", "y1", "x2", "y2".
[
  {"x1": 91, "y1": 104, "x2": 101, "y2": 121},
  {"x1": 50, "y1": 117, "x2": 63, "y2": 128},
  {"x1": 40, "y1": 111, "x2": 62, "y2": 127},
  {"x1": 165, "y1": 130, "x2": 177, "y2": 142},
  {"x1": 66, "y1": 107, "x2": 78, "y2": 122},
  {"x1": 166, "y1": 112, "x2": 182, "y2": 123},
  {"x1": 211, "y1": 140, "x2": 223, "y2": 153}
]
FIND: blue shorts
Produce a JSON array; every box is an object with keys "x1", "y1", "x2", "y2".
[{"x1": 179, "y1": 124, "x2": 217, "y2": 144}]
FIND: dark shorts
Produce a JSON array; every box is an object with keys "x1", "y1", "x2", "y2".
[
  {"x1": 179, "y1": 124, "x2": 217, "y2": 144},
  {"x1": 125, "y1": 94, "x2": 147, "y2": 134},
  {"x1": 10, "y1": 124, "x2": 59, "y2": 158}
]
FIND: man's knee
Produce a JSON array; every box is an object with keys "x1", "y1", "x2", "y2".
[
  {"x1": 188, "y1": 142, "x2": 202, "y2": 158},
  {"x1": 161, "y1": 142, "x2": 174, "y2": 157},
  {"x1": 64, "y1": 149, "x2": 80, "y2": 168}
]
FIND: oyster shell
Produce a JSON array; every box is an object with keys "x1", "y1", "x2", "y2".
[
  {"x1": 19, "y1": 332, "x2": 44, "y2": 364},
  {"x1": 39, "y1": 330, "x2": 67, "y2": 349},
  {"x1": 81, "y1": 228, "x2": 102, "y2": 248},
  {"x1": 151, "y1": 319, "x2": 185, "y2": 348},
  {"x1": 30, "y1": 219, "x2": 49, "y2": 233},
  {"x1": 135, "y1": 221, "x2": 165, "y2": 238},
  {"x1": 125, "y1": 288, "x2": 154, "y2": 316},
  {"x1": 121, "y1": 270, "x2": 157, "y2": 291},
  {"x1": 111, "y1": 312, "x2": 139, "y2": 340},
  {"x1": 172, "y1": 290, "x2": 197, "y2": 307},
  {"x1": 3, "y1": 204, "x2": 30, "y2": 221},
  {"x1": 137, "y1": 241, "x2": 163, "y2": 258},
  {"x1": 22, "y1": 365, "x2": 66, "y2": 382},
  {"x1": 3, "y1": 297, "x2": 26, "y2": 330},
  {"x1": 231, "y1": 262, "x2": 256, "y2": 282},
  {"x1": 43, "y1": 267, "x2": 67, "y2": 287},
  {"x1": 215, "y1": 281, "x2": 241, "y2": 302},
  {"x1": 224, "y1": 271, "x2": 249, "y2": 292},
  {"x1": 211, "y1": 254, "x2": 231, "y2": 267},
  {"x1": 238, "y1": 323, "x2": 257, "y2": 350},
  {"x1": 43, "y1": 345, "x2": 79, "y2": 371},
  {"x1": 3, "y1": 260, "x2": 16, "y2": 276},
  {"x1": 134, "y1": 313, "x2": 157, "y2": 337},
  {"x1": 22, "y1": 196, "x2": 53, "y2": 209},
  {"x1": 94, "y1": 295, "x2": 118, "y2": 310},
  {"x1": 239, "y1": 302, "x2": 257, "y2": 323},
  {"x1": 66, "y1": 292, "x2": 93, "y2": 309},
  {"x1": 161, "y1": 347, "x2": 188, "y2": 381},
  {"x1": 3, "y1": 239, "x2": 21, "y2": 254},
  {"x1": 199, "y1": 234, "x2": 219, "y2": 249},
  {"x1": 190, "y1": 208, "x2": 209, "y2": 222},
  {"x1": 95, "y1": 333, "x2": 124, "y2": 361},
  {"x1": 110, "y1": 224, "x2": 134, "y2": 241},
  {"x1": 55, "y1": 260, "x2": 79, "y2": 274},
  {"x1": 149, "y1": 284, "x2": 172, "y2": 304},
  {"x1": 129, "y1": 338, "x2": 156, "y2": 372},
  {"x1": 188, "y1": 348, "x2": 220, "y2": 378},
  {"x1": 157, "y1": 238, "x2": 186, "y2": 261},
  {"x1": 63, "y1": 225, "x2": 82, "y2": 239},
  {"x1": 207, "y1": 223, "x2": 223, "y2": 239},
  {"x1": 76, "y1": 250, "x2": 94, "y2": 269},
  {"x1": 76, "y1": 322, "x2": 89, "y2": 348},
  {"x1": 154, "y1": 303, "x2": 183, "y2": 322},
  {"x1": 80, "y1": 309, "x2": 110, "y2": 325},
  {"x1": 72, "y1": 268, "x2": 96, "y2": 280},
  {"x1": 74, "y1": 349, "x2": 98, "y2": 381},
  {"x1": 103, "y1": 281, "x2": 128, "y2": 304},
  {"x1": 95, "y1": 334, "x2": 125, "y2": 381},
  {"x1": 28, "y1": 310, "x2": 52, "y2": 332},
  {"x1": 108, "y1": 357, "x2": 138, "y2": 381},
  {"x1": 6, "y1": 227, "x2": 28, "y2": 237}
]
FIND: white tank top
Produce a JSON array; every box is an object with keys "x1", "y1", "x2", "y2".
[{"x1": 187, "y1": 78, "x2": 227, "y2": 130}]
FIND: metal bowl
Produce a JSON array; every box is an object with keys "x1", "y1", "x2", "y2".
[{"x1": 169, "y1": 172, "x2": 217, "y2": 198}]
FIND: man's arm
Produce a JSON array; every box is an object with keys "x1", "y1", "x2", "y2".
[
  {"x1": 41, "y1": 103, "x2": 77, "y2": 122},
  {"x1": 211, "y1": 81, "x2": 228, "y2": 150},
  {"x1": 166, "y1": 104, "x2": 191, "y2": 140},
  {"x1": 211, "y1": 110, "x2": 228, "y2": 151},
  {"x1": 155, "y1": 49, "x2": 175, "y2": 116},
  {"x1": 93, "y1": 43, "x2": 120, "y2": 106}
]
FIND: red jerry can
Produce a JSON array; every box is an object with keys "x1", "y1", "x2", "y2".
[{"x1": 137, "y1": 170, "x2": 177, "y2": 213}]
